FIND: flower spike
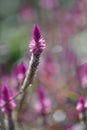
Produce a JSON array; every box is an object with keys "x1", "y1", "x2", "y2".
[
  {"x1": 1, "y1": 85, "x2": 15, "y2": 115},
  {"x1": 29, "y1": 24, "x2": 45, "y2": 56},
  {"x1": 32, "y1": 24, "x2": 41, "y2": 42}
]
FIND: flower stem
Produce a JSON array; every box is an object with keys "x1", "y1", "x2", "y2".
[
  {"x1": 17, "y1": 54, "x2": 40, "y2": 121},
  {"x1": 0, "y1": 110, "x2": 6, "y2": 130},
  {"x1": 8, "y1": 113, "x2": 15, "y2": 130}
]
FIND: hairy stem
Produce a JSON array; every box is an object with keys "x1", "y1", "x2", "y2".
[
  {"x1": 21, "y1": 54, "x2": 40, "y2": 91},
  {"x1": 17, "y1": 54, "x2": 40, "y2": 120},
  {"x1": 0, "y1": 110, "x2": 6, "y2": 130},
  {"x1": 8, "y1": 113, "x2": 15, "y2": 130}
]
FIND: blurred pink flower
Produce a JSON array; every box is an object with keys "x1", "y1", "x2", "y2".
[
  {"x1": 0, "y1": 85, "x2": 15, "y2": 115},
  {"x1": 76, "y1": 96, "x2": 86, "y2": 112},
  {"x1": 76, "y1": 96, "x2": 87, "y2": 121},
  {"x1": 34, "y1": 86, "x2": 51, "y2": 114},
  {"x1": 35, "y1": 98, "x2": 51, "y2": 114},
  {"x1": 14, "y1": 62, "x2": 26, "y2": 84},
  {"x1": 19, "y1": 5, "x2": 35, "y2": 22},
  {"x1": 81, "y1": 76, "x2": 87, "y2": 88}
]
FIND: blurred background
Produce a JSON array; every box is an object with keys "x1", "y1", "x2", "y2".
[
  {"x1": 1, "y1": 0, "x2": 87, "y2": 130},
  {"x1": 0, "y1": 0, "x2": 87, "y2": 71}
]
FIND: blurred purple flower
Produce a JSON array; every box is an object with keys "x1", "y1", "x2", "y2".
[
  {"x1": 76, "y1": 96, "x2": 87, "y2": 121},
  {"x1": 14, "y1": 62, "x2": 26, "y2": 84},
  {"x1": 34, "y1": 86, "x2": 51, "y2": 114},
  {"x1": 0, "y1": 85, "x2": 15, "y2": 115},
  {"x1": 35, "y1": 98, "x2": 51, "y2": 114},
  {"x1": 76, "y1": 96, "x2": 85, "y2": 112},
  {"x1": 29, "y1": 24, "x2": 45, "y2": 56},
  {"x1": 19, "y1": 5, "x2": 35, "y2": 22}
]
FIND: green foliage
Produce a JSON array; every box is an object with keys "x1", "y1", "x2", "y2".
[{"x1": 0, "y1": 26, "x2": 30, "y2": 70}]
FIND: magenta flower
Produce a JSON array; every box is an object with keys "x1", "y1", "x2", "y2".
[
  {"x1": 76, "y1": 96, "x2": 87, "y2": 121},
  {"x1": 29, "y1": 24, "x2": 45, "y2": 56},
  {"x1": 14, "y1": 62, "x2": 26, "y2": 84},
  {"x1": 0, "y1": 85, "x2": 15, "y2": 115},
  {"x1": 76, "y1": 96, "x2": 85, "y2": 112}
]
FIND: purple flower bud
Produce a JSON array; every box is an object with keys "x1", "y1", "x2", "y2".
[
  {"x1": 76, "y1": 96, "x2": 85, "y2": 112},
  {"x1": 76, "y1": 96, "x2": 87, "y2": 122},
  {"x1": 14, "y1": 62, "x2": 26, "y2": 84},
  {"x1": 0, "y1": 85, "x2": 15, "y2": 115},
  {"x1": 79, "y1": 96, "x2": 85, "y2": 105},
  {"x1": 29, "y1": 24, "x2": 45, "y2": 56},
  {"x1": 1, "y1": 85, "x2": 9, "y2": 101}
]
